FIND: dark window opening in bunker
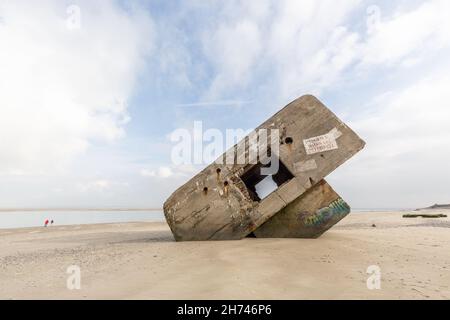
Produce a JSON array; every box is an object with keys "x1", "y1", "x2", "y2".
[{"x1": 240, "y1": 156, "x2": 294, "y2": 202}]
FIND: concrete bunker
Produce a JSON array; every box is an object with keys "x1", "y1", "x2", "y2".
[{"x1": 163, "y1": 95, "x2": 365, "y2": 241}]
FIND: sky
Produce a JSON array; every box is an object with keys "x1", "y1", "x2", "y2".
[{"x1": 1, "y1": 0, "x2": 449, "y2": 209}]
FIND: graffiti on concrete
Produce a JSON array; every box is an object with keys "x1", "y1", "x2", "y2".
[{"x1": 303, "y1": 198, "x2": 350, "y2": 227}]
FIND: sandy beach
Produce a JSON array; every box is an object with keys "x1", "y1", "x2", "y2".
[{"x1": 1, "y1": 211, "x2": 449, "y2": 300}]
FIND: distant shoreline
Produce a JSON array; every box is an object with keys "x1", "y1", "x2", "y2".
[
  {"x1": 416, "y1": 204, "x2": 450, "y2": 211},
  {"x1": 1, "y1": 205, "x2": 447, "y2": 213},
  {"x1": 0, "y1": 208, "x2": 163, "y2": 212},
  {"x1": 0, "y1": 208, "x2": 417, "y2": 213}
]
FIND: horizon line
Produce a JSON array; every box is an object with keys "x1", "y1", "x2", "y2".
[{"x1": 0, "y1": 208, "x2": 163, "y2": 212}]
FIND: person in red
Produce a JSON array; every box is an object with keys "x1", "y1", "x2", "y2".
[{"x1": 44, "y1": 219, "x2": 49, "y2": 227}]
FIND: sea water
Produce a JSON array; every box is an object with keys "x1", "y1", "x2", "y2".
[
  {"x1": 0, "y1": 208, "x2": 412, "y2": 230},
  {"x1": 0, "y1": 210, "x2": 165, "y2": 229}
]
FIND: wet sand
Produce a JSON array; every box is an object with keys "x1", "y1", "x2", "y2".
[{"x1": 0, "y1": 211, "x2": 449, "y2": 299}]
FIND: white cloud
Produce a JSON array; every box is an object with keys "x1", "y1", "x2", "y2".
[
  {"x1": 190, "y1": 0, "x2": 450, "y2": 208},
  {"x1": 77, "y1": 179, "x2": 110, "y2": 192},
  {"x1": 2, "y1": 0, "x2": 450, "y2": 209},
  {"x1": 140, "y1": 169, "x2": 155, "y2": 177},
  {"x1": 158, "y1": 166, "x2": 173, "y2": 178},
  {"x1": 140, "y1": 166, "x2": 173, "y2": 179},
  {"x1": 203, "y1": 19, "x2": 263, "y2": 98},
  {"x1": 0, "y1": 1, "x2": 153, "y2": 175},
  {"x1": 265, "y1": 0, "x2": 361, "y2": 98},
  {"x1": 76, "y1": 179, "x2": 130, "y2": 193},
  {"x1": 361, "y1": 0, "x2": 450, "y2": 66},
  {"x1": 175, "y1": 100, "x2": 252, "y2": 108},
  {"x1": 140, "y1": 164, "x2": 199, "y2": 180},
  {"x1": 200, "y1": 0, "x2": 361, "y2": 99},
  {"x1": 329, "y1": 68, "x2": 450, "y2": 208},
  {"x1": 199, "y1": 0, "x2": 450, "y2": 101}
]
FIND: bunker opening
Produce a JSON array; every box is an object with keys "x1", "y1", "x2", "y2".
[{"x1": 241, "y1": 156, "x2": 294, "y2": 202}]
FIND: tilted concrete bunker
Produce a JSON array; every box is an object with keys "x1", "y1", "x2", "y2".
[{"x1": 164, "y1": 95, "x2": 365, "y2": 241}]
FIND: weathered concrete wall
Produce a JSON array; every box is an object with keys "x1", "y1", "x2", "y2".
[
  {"x1": 253, "y1": 180, "x2": 350, "y2": 238},
  {"x1": 163, "y1": 95, "x2": 365, "y2": 241}
]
